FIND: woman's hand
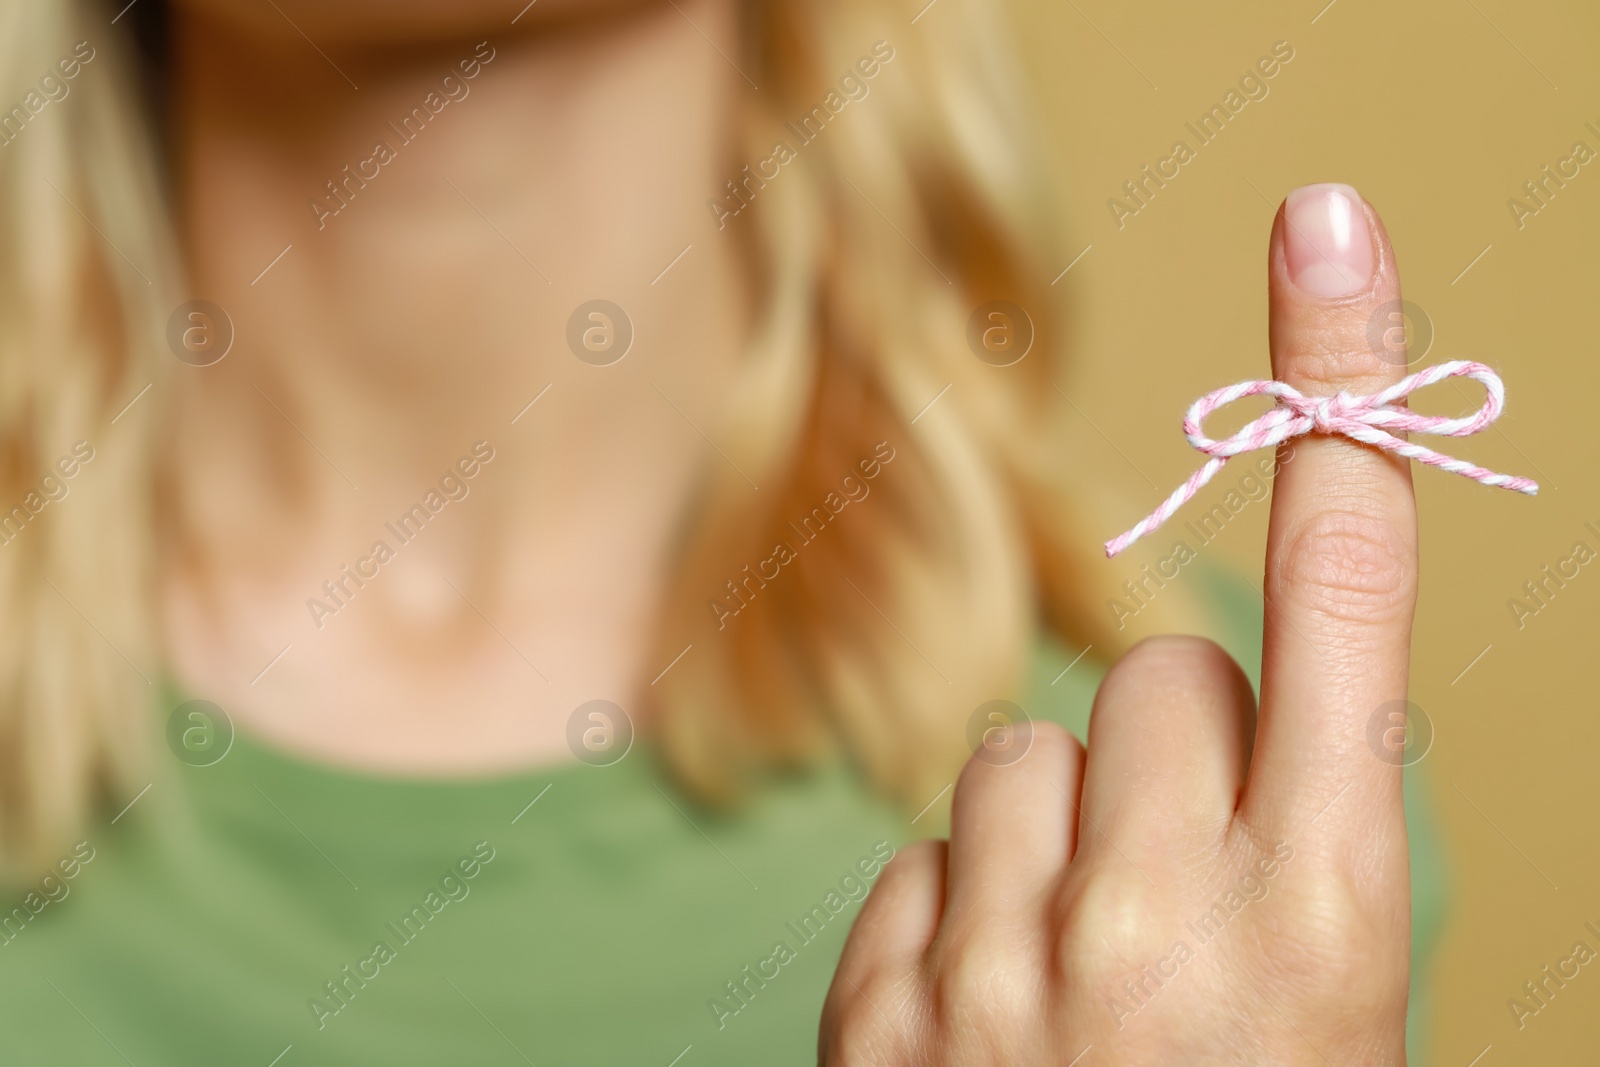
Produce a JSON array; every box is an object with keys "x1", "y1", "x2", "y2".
[{"x1": 821, "y1": 184, "x2": 1416, "y2": 1065}]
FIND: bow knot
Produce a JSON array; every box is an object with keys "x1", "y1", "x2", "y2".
[
  {"x1": 1106, "y1": 360, "x2": 1537, "y2": 558},
  {"x1": 1306, "y1": 391, "x2": 1359, "y2": 433}
]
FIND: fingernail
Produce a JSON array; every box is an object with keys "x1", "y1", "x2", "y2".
[{"x1": 1283, "y1": 183, "x2": 1374, "y2": 298}]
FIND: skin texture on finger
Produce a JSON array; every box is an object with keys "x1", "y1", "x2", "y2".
[
  {"x1": 941, "y1": 722, "x2": 1085, "y2": 931},
  {"x1": 821, "y1": 838, "x2": 945, "y2": 1059},
  {"x1": 1241, "y1": 184, "x2": 1419, "y2": 855},
  {"x1": 1074, "y1": 636, "x2": 1256, "y2": 868}
]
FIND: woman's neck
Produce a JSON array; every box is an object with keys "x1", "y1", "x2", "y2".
[{"x1": 161, "y1": 0, "x2": 749, "y2": 774}]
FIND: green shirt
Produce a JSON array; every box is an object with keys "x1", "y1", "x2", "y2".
[{"x1": 0, "y1": 569, "x2": 1442, "y2": 1064}]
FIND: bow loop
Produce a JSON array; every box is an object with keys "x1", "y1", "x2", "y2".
[{"x1": 1105, "y1": 360, "x2": 1537, "y2": 558}]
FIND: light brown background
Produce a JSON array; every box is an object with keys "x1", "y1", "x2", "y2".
[{"x1": 1005, "y1": 0, "x2": 1599, "y2": 1060}]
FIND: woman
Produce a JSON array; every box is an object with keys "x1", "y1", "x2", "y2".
[{"x1": 0, "y1": 0, "x2": 1432, "y2": 1062}]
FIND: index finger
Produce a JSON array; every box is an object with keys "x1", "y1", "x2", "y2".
[{"x1": 1240, "y1": 183, "x2": 1419, "y2": 841}]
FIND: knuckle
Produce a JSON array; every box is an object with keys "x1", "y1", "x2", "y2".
[
  {"x1": 1124, "y1": 633, "x2": 1225, "y2": 665},
  {"x1": 1098, "y1": 635, "x2": 1243, "y2": 707},
  {"x1": 1277, "y1": 509, "x2": 1415, "y2": 626},
  {"x1": 1021, "y1": 718, "x2": 1081, "y2": 761},
  {"x1": 953, "y1": 713, "x2": 1081, "y2": 796},
  {"x1": 954, "y1": 718, "x2": 1077, "y2": 798},
  {"x1": 1119, "y1": 635, "x2": 1234, "y2": 680},
  {"x1": 984, "y1": 718, "x2": 1080, "y2": 776},
  {"x1": 928, "y1": 928, "x2": 1039, "y2": 1036},
  {"x1": 1052, "y1": 871, "x2": 1160, "y2": 988},
  {"x1": 1254, "y1": 868, "x2": 1407, "y2": 1014},
  {"x1": 822, "y1": 969, "x2": 919, "y2": 1066},
  {"x1": 873, "y1": 839, "x2": 940, "y2": 897}
]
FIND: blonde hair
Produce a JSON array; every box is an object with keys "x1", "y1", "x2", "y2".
[
  {"x1": 0, "y1": 0, "x2": 1201, "y2": 870},
  {"x1": 651, "y1": 0, "x2": 1204, "y2": 810},
  {"x1": 0, "y1": 0, "x2": 175, "y2": 872}
]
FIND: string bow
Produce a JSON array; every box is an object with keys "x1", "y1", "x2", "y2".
[{"x1": 1105, "y1": 360, "x2": 1537, "y2": 558}]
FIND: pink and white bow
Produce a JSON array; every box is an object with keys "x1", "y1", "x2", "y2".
[{"x1": 1104, "y1": 360, "x2": 1537, "y2": 558}]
